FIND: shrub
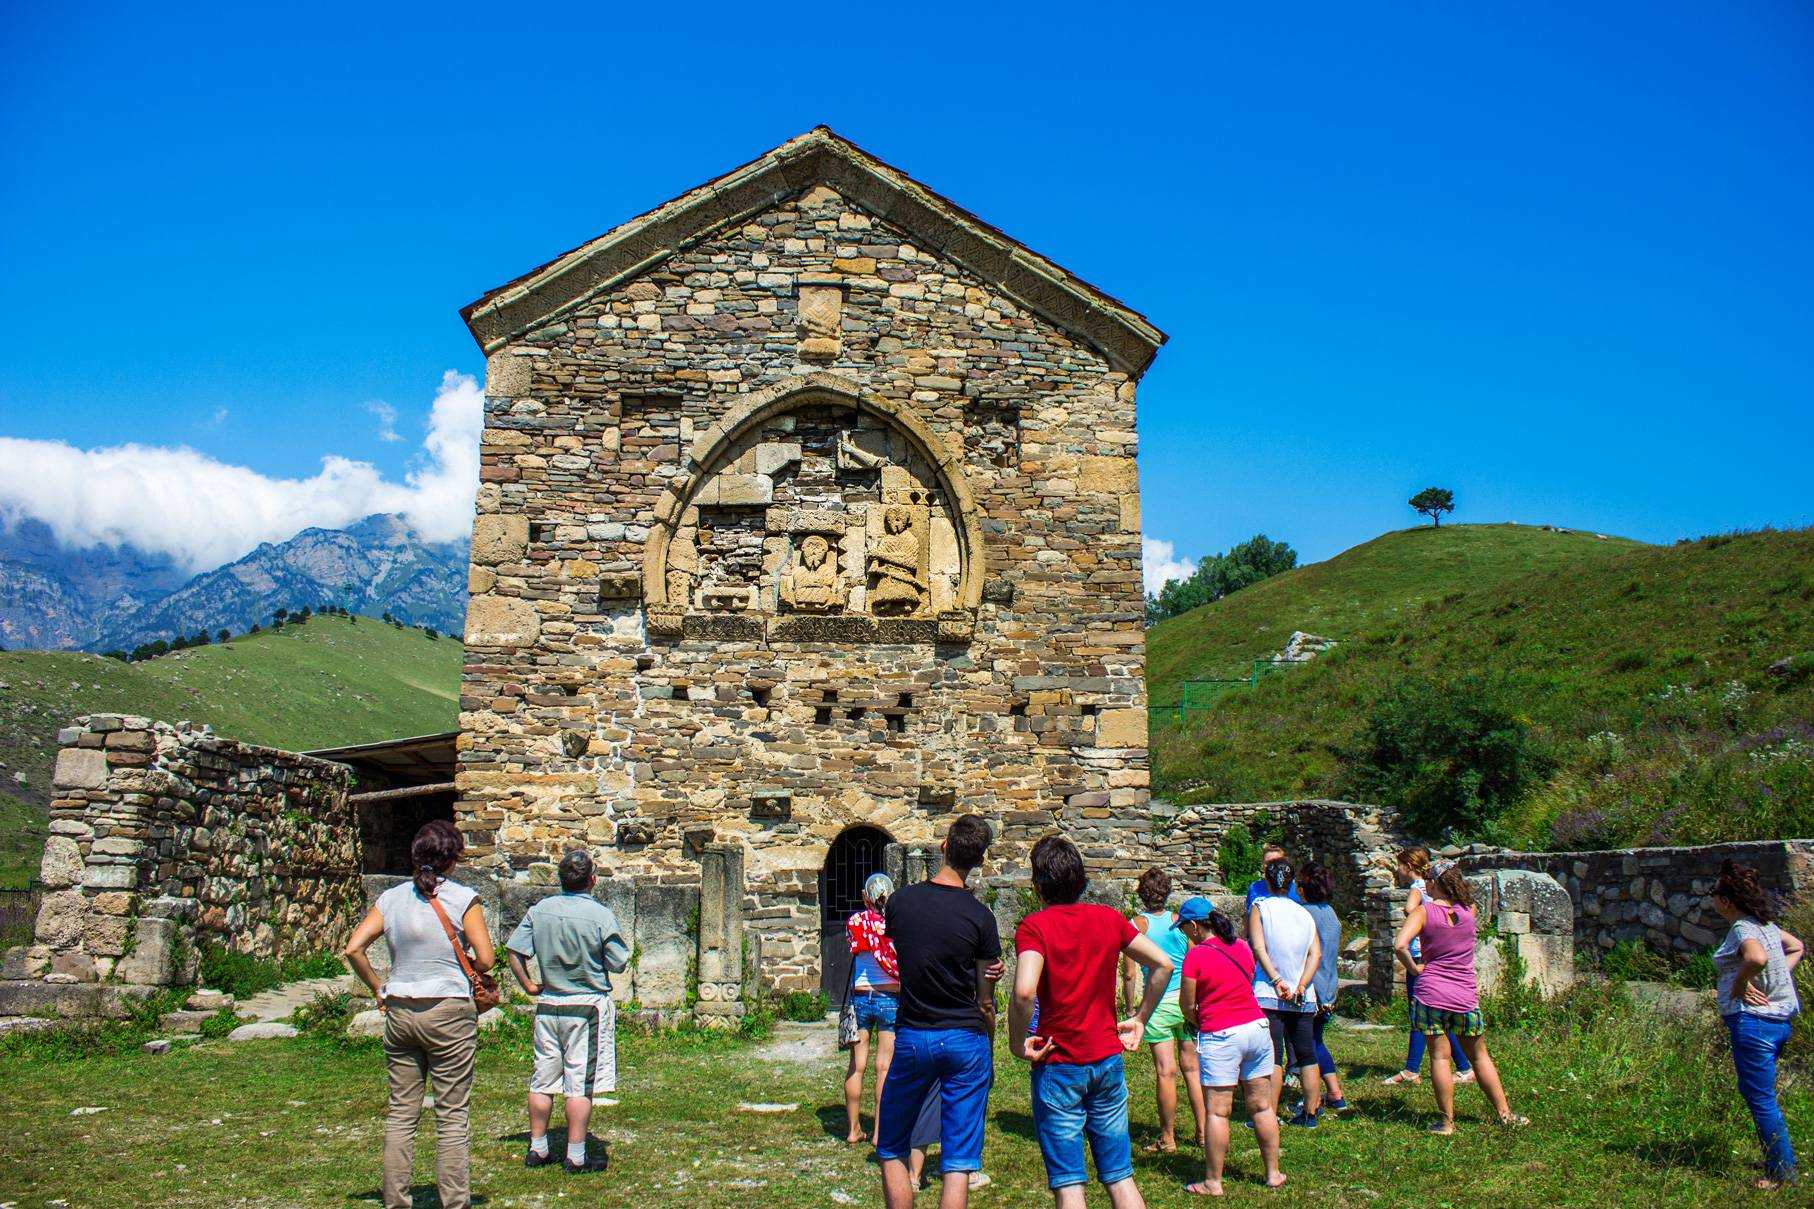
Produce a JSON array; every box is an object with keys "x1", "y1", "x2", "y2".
[
  {"x1": 1215, "y1": 822, "x2": 1274, "y2": 890},
  {"x1": 1598, "y1": 939, "x2": 1672, "y2": 983},
  {"x1": 774, "y1": 990, "x2": 828, "y2": 1022},
  {"x1": 1338, "y1": 675, "x2": 1552, "y2": 841},
  {"x1": 198, "y1": 946, "x2": 346, "y2": 1000}
]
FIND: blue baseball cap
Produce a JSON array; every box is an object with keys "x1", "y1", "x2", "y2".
[{"x1": 1176, "y1": 896, "x2": 1214, "y2": 922}]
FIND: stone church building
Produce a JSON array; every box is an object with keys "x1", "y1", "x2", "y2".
[{"x1": 456, "y1": 128, "x2": 1166, "y2": 990}]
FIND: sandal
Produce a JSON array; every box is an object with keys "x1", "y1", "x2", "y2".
[
  {"x1": 1381, "y1": 1071, "x2": 1420, "y2": 1085},
  {"x1": 1427, "y1": 1121, "x2": 1456, "y2": 1136},
  {"x1": 1142, "y1": 1140, "x2": 1179, "y2": 1154},
  {"x1": 1497, "y1": 1113, "x2": 1530, "y2": 1128}
]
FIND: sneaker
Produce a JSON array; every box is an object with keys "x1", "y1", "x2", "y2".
[
  {"x1": 564, "y1": 1154, "x2": 607, "y2": 1174},
  {"x1": 1323, "y1": 1097, "x2": 1351, "y2": 1113},
  {"x1": 524, "y1": 1148, "x2": 557, "y2": 1169},
  {"x1": 1286, "y1": 1111, "x2": 1319, "y2": 1129}
]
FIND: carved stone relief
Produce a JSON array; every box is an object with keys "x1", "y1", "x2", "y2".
[{"x1": 652, "y1": 401, "x2": 968, "y2": 636}]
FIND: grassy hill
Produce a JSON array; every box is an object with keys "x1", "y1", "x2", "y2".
[
  {"x1": 1150, "y1": 524, "x2": 1814, "y2": 850},
  {"x1": 0, "y1": 614, "x2": 462, "y2": 886}
]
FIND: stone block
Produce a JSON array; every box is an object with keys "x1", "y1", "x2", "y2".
[
  {"x1": 50, "y1": 951, "x2": 97, "y2": 982},
  {"x1": 1078, "y1": 455, "x2": 1138, "y2": 495},
  {"x1": 53, "y1": 747, "x2": 108, "y2": 790},
  {"x1": 1094, "y1": 708, "x2": 1146, "y2": 749},
  {"x1": 348, "y1": 1008, "x2": 386, "y2": 1039},
  {"x1": 633, "y1": 883, "x2": 695, "y2": 1008},
  {"x1": 81, "y1": 865, "x2": 137, "y2": 890},
  {"x1": 466, "y1": 594, "x2": 541, "y2": 645},
  {"x1": 227, "y1": 1021, "x2": 299, "y2": 1041},
  {"x1": 116, "y1": 916, "x2": 197, "y2": 986},
  {"x1": 160, "y1": 1009, "x2": 217, "y2": 1034},
  {"x1": 80, "y1": 914, "x2": 131, "y2": 958},
  {"x1": 1514, "y1": 933, "x2": 1575, "y2": 997},
  {"x1": 485, "y1": 349, "x2": 532, "y2": 398},
  {"x1": 471, "y1": 515, "x2": 530, "y2": 566},
  {"x1": 34, "y1": 890, "x2": 87, "y2": 948},
  {"x1": 0, "y1": 979, "x2": 158, "y2": 1020},
  {"x1": 1498, "y1": 910, "x2": 1531, "y2": 935},
  {"x1": 38, "y1": 836, "x2": 83, "y2": 889}
]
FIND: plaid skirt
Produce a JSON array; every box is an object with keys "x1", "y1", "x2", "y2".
[{"x1": 1410, "y1": 998, "x2": 1485, "y2": 1037}]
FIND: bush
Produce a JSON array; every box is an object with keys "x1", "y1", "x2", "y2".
[
  {"x1": 1338, "y1": 675, "x2": 1552, "y2": 841},
  {"x1": 1597, "y1": 939, "x2": 1673, "y2": 983},
  {"x1": 774, "y1": 990, "x2": 828, "y2": 1022},
  {"x1": 197, "y1": 946, "x2": 346, "y2": 1000},
  {"x1": 1215, "y1": 822, "x2": 1275, "y2": 891}
]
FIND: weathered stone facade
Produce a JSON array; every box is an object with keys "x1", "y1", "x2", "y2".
[
  {"x1": 1, "y1": 717, "x2": 360, "y2": 1015},
  {"x1": 454, "y1": 129, "x2": 1165, "y2": 989}
]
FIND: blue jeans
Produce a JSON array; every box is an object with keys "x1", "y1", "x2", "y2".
[
  {"x1": 1312, "y1": 1009, "x2": 1336, "y2": 1078},
  {"x1": 851, "y1": 991, "x2": 897, "y2": 1032},
  {"x1": 877, "y1": 1028, "x2": 993, "y2": 1172},
  {"x1": 1029, "y1": 1055, "x2": 1134, "y2": 1190},
  {"x1": 1404, "y1": 975, "x2": 1470, "y2": 1074},
  {"x1": 1727, "y1": 1013, "x2": 1798, "y2": 1181}
]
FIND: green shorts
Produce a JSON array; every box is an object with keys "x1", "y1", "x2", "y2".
[
  {"x1": 1144, "y1": 993, "x2": 1190, "y2": 1045},
  {"x1": 1410, "y1": 999, "x2": 1485, "y2": 1037}
]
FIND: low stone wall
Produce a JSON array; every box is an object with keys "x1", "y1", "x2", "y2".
[
  {"x1": 1460, "y1": 840, "x2": 1814, "y2": 959},
  {"x1": 2, "y1": 716, "x2": 359, "y2": 1013},
  {"x1": 1155, "y1": 799, "x2": 1410, "y2": 914},
  {"x1": 1365, "y1": 869, "x2": 1575, "y2": 1000}
]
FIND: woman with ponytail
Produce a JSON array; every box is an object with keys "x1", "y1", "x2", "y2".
[
  {"x1": 1178, "y1": 897, "x2": 1286, "y2": 1195},
  {"x1": 1393, "y1": 862, "x2": 1524, "y2": 1134},
  {"x1": 344, "y1": 819, "x2": 496, "y2": 1209},
  {"x1": 1382, "y1": 846, "x2": 1472, "y2": 1086},
  {"x1": 1711, "y1": 859, "x2": 1803, "y2": 1188}
]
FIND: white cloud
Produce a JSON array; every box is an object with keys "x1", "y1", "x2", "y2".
[
  {"x1": 365, "y1": 400, "x2": 402, "y2": 442},
  {"x1": 1142, "y1": 536, "x2": 1197, "y2": 596},
  {"x1": 0, "y1": 370, "x2": 483, "y2": 573},
  {"x1": 207, "y1": 407, "x2": 229, "y2": 427}
]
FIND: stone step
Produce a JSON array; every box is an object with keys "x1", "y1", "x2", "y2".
[
  {"x1": 160, "y1": 1009, "x2": 218, "y2": 1034},
  {"x1": 0, "y1": 979, "x2": 157, "y2": 1020}
]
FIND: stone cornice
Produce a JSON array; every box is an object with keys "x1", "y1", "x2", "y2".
[{"x1": 459, "y1": 127, "x2": 1167, "y2": 378}]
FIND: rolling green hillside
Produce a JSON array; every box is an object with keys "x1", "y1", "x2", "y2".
[
  {"x1": 0, "y1": 615, "x2": 462, "y2": 886},
  {"x1": 1150, "y1": 525, "x2": 1814, "y2": 850}
]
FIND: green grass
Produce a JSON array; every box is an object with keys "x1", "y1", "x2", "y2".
[
  {"x1": 0, "y1": 986, "x2": 1805, "y2": 1207},
  {"x1": 1150, "y1": 525, "x2": 1814, "y2": 849},
  {"x1": 0, "y1": 615, "x2": 461, "y2": 885}
]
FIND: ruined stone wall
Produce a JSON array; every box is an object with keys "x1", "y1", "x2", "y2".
[
  {"x1": 1156, "y1": 799, "x2": 1410, "y2": 914},
  {"x1": 18, "y1": 717, "x2": 359, "y2": 990},
  {"x1": 1460, "y1": 840, "x2": 1814, "y2": 959},
  {"x1": 458, "y1": 185, "x2": 1152, "y2": 988}
]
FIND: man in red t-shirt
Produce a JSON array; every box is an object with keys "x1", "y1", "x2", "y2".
[{"x1": 1010, "y1": 835, "x2": 1173, "y2": 1208}]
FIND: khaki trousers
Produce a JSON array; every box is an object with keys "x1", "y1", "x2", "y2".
[{"x1": 382, "y1": 996, "x2": 478, "y2": 1209}]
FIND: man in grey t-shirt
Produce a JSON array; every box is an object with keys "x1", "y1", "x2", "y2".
[{"x1": 506, "y1": 850, "x2": 629, "y2": 1175}]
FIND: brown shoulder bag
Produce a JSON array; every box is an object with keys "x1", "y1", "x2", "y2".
[{"x1": 428, "y1": 892, "x2": 501, "y2": 1013}]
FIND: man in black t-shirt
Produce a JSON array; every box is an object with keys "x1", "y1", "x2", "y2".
[{"x1": 876, "y1": 815, "x2": 1000, "y2": 1209}]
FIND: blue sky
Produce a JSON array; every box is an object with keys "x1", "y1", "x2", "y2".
[{"x1": 2, "y1": 1, "x2": 1810, "y2": 582}]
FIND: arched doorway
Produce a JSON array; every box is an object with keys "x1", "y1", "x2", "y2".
[{"x1": 819, "y1": 825, "x2": 893, "y2": 1003}]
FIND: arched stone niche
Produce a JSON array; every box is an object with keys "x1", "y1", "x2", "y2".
[{"x1": 643, "y1": 374, "x2": 984, "y2": 640}]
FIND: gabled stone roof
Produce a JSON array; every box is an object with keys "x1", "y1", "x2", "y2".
[{"x1": 460, "y1": 126, "x2": 1168, "y2": 377}]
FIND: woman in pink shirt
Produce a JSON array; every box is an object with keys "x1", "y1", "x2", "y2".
[
  {"x1": 1392, "y1": 863, "x2": 1527, "y2": 1134},
  {"x1": 1178, "y1": 896, "x2": 1286, "y2": 1196}
]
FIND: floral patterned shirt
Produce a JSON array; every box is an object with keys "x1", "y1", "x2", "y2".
[{"x1": 847, "y1": 908, "x2": 900, "y2": 982}]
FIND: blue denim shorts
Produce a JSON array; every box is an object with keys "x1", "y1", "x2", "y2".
[
  {"x1": 851, "y1": 991, "x2": 898, "y2": 1032},
  {"x1": 877, "y1": 1027, "x2": 994, "y2": 1171},
  {"x1": 1029, "y1": 1055, "x2": 1134, "y2": 1190}
]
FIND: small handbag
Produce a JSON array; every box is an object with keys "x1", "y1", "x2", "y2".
[
  {"x1": 836, "y1": 940, "x2": 862, "y2": 1050},
  {"x1": 428, "y1": 892, "x2": 502, "y2": 1013}
]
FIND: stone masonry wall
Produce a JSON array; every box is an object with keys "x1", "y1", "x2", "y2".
[
  {"x1": 15, "y1": 716, "x2": 359, "y2": 990},
  {"x1": 1460, "y1": 840, "x2": 1814, "y2": 959},
  {"x1": 1155, "y1": 799, "x2": 1410, "y2": 914},
  {"x1": 458, "y1": 180, "x2": 1153, "y2": 989}
]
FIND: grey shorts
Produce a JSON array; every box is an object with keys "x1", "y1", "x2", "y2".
[{"x1": 531, "y1": 996, "x2": 616, "y2": 1097}]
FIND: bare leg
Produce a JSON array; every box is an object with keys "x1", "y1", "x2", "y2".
[
  {"x1": 1182, "y1": 1037, "x2": 1207, "y2": 1145},
  {"x1": 564, "y1": 1095, "x2": 591, "y2": 1148},
  {"x1": 1247, "y1": 1074, "x2": 1285, "y2": 1189},
  {"x1": 1104, "y1": 1177, "x2": 1146, "y2": 1208},
  {"x1": 1192, "y1": 1086, "x2": 1236, "y2": 1195},
  {"x1": 528, "y1": 1091, "x2": 554, "y2": 1146},
  {"x1": 908, "y1": 1147, "x2": 927, "y2": 1189},
  {"x1": 1055, "y1": 1185, "x2": 1089, "y2": 1209},
  {"x1": 1323, "y1": 1068, "x2": 1345, "y2": 1105},
  {"x1": 938, "y1": 1170, "x2": 970, "y2": 1209},
  {"x1": 882, "y1": 1157, "x2": 917, "y2": 1209},
  {"x1": 844, "y1": 1032, "x2": 870, "y2": 1144},
  {"x1": 1429, "y1": 1032, "x2": 1455, "y2": 1133},
  {"x1": 1298, "y1": 1064, "x2": 1324, "y2": 1118},
  {"x1": 870, "y1": 1031, "x2": 895, "y2": 1146},
  {"x1": 1151, "y1": 1040, "x2": 1180, "y2": 1148},
  {"x1": 1455, "y1": 1035, "x2": 1515, "y2": 1121}
]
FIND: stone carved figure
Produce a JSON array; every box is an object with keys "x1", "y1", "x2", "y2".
[
  {"x1": 867, "y1": 505, "x2": 927, "y2": 616},
  {"x1": 779, "y1": 534, "x2": 843, "y2": 612}
]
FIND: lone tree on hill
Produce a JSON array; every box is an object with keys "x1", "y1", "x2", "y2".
[{"x1": 1409, "y1": 486, "x2": 1455, "y2": 528}]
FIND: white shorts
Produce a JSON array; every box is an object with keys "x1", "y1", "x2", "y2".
[
  {"x1": 1198, "y1": 1018, "x2": 1275, "y2": 1087},
  {"x1": 530, "y1": 995, "x2": 617, "y2": 1098}
]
